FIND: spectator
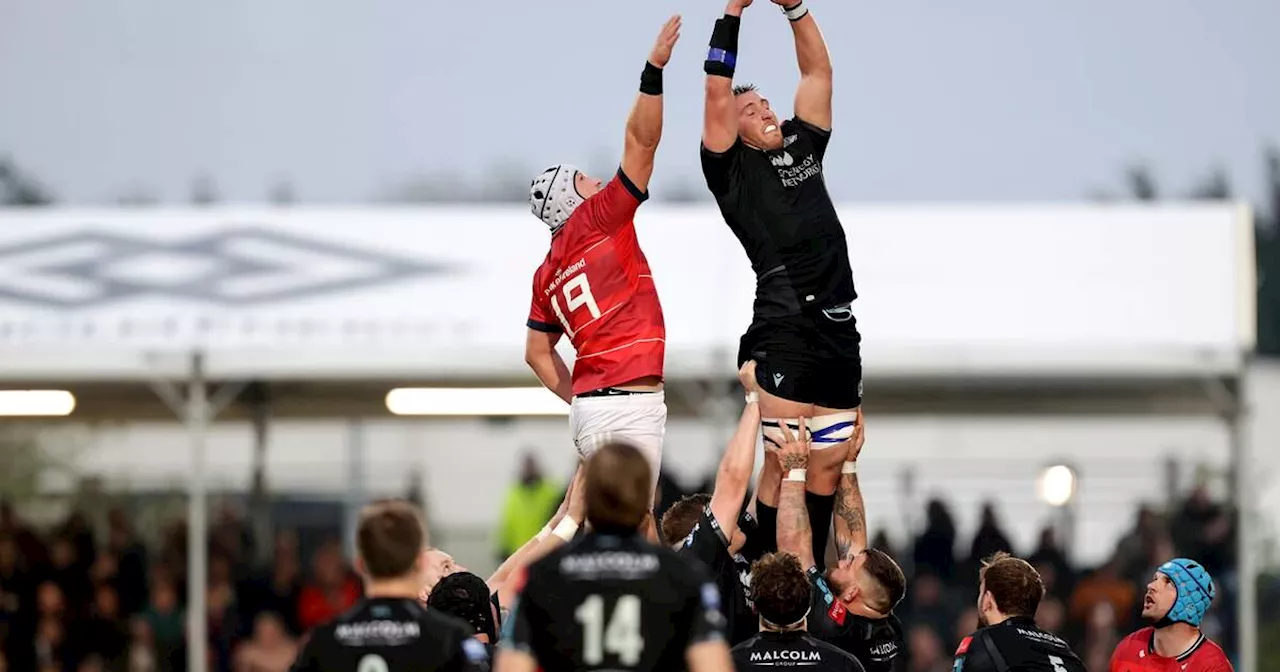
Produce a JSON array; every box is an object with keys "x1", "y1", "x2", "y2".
[
  {"x1": 967, "y1": 502, "x2": 1014, "y2": 569},
  {"x1": 1028, "y1": 526, "x2": 1071, "y2": 589},
  {"x1": 496, "y1": 453, "x2": 561, "y2": 560},
  {"x1": 107, "y1": 510, "x2": 150, "y2": 618},
  {"x1": 1035, "y1": 596, "x2": 1067, "y2": 637},
  {"x1": 901, "y1": 571, "x2": 960, "y2": 648},
  {"x1": 242, "y1": 531, "x2": 303, "y2": 636},
  {"x1": 207, "y1": 555, "x2": 243, "y2": 672},
  {"x1": 1068, "y1": 555, "x2": 1135, "y2": 631},
  {"x1": 79, "y1": 584, "x2": 128, "y2": 668},
  {"x1": 232, "y1": 612, "x2": 297, "y2": 672},
  {"x1": 905, "y1": 624, "x2": 950, "y2": 672},
  {"x1": 913, "y1": 499, "x2": 958, "y2": 582},
  {"x1": 34, "y1": 615, "x2": 67, "y2": 672},
  {"x1": 46, "y1": 537, "x2": 91, "y2": 616},
  {"x1": 296, "y1": 541, "x2": 359, "y2": 633},
  {"x1": 140, "y1": 575, "x2": 184, "y2": 667},
  {"x1": 124, "y1": 617, "x2": 158, "y2": 672}
]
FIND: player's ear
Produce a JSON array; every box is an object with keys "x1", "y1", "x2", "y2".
[{"x1": 353, "y1": 555, "x2": 368, "y2": 578}]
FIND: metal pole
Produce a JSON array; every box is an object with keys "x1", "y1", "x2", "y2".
[
  {"x1": 343, "y1": 419, "x2": 367, "y2": 562},
  {"x1": 187, "y1": 351, "x2": 209, "y2": 672},
  {"x1": 1231, "y1": 383, "x2": 1256, "y2": 672}
]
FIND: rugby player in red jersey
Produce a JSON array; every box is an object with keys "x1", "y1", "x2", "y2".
[
  {"x1": 1110, "y1": 558, "x2": 1233, "y2": 672},
  {"x1": 524, "y1": 16, "x2": 680, "y2": 495}
]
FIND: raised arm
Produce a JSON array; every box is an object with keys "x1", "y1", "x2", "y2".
[
  {"x1": 773, "y1": 0, "x2": 832, "y2": 130},
  {"x1": 702, "y1": 0, "x2": 750, "y2": 152},
  {"x1": 707, "y1": 380, "x2": 761, "y2": 539},
  {"x1": 620, "y1": 16, "x2": 681, "y2": 194},
  {"x1": 832, "y1": 408, "x2": 867, "y2": 561},
  {"x1": 774, "y1": 418, "x2": 815, "y2": 570},
  {"x1": 494, "y1": 466, "x2": 586, "y2": 611}
]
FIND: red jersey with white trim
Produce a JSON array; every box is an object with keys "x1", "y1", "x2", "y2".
[
  {"x1": 1111, "y1": 628, "x2": 1233, "y2": 672},
  {"x1": 527, "y1": 168, "x2": 665, "y2": 396}
]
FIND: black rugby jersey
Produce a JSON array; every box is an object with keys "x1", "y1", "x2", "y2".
[
  {"x1": 503, "y1": 530, "x2": 725, "y2": 671},
  {"x1": 289, "y1": 597, "x2": 488, "y2": 672},
  {"x1": 953, "y1": 617, "x2": 1086, "y2": 672},
  {"x1": 733, "y1": 631, "x2": 866, "y2": 672},
  {"x1": 675, "y1": 505, "x2": 767, "y2": 645},
  {"x1": 806, "y1": 569, "x2": 904, "y2": 672},
  {"x1": 701, "y1": 117, "x2": 855, "y2": 317}
]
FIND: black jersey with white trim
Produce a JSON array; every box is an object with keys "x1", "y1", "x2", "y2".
[
  {"x1": 733, "y1": 631, "x2": 866, "y2": 672},
  {"x1": 700, "y1": 117, "x2": 855, "y2": 317},
  {"x1": 289, "y1": 597, "x2": 488, "y2": 672},
  {"x1": 805, "y1": 569, "x2": 904, "y2": 672},
  {"x1": 675, "y1": 504, "x2": 765, "y2": 645},
  {"x1": 952, "y1": 617, "x2": 1085, "y2": 672},
  {"x1": 502, "y1": 530, "x2": 725, "y2": 671}
]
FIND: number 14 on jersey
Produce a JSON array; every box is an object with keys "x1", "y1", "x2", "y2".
[{"x1": 574, "y1": 594, "x2": 645, "y2": 666}]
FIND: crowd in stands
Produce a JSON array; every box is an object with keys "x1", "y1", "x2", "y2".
[{"x1": 0, "y1": 469, "x2": 1239, "y2": 672}]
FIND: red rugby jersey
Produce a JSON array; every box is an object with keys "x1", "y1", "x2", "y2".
[
  {"x1": 527, "y1": 168, "x2": 665, "y2": 396},
  {"x1": 1111, "y1": 627, "x2": 1233, "y2": 672}
]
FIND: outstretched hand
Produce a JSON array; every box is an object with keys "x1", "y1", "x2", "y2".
[
  {"x1": 727, "y1": 0, "x2": 754, "y2": 12},
  {"x1": 768, "y1": 0, "x2": 792, "y2": 5},
  {"x1": 648, "y1": 15, "x2": 682, "y2": 68},
  {"x1": 768, "y1": 416, "x2": 811, "y2": 471}
]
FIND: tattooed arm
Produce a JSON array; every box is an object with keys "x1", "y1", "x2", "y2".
[
  {"x1": 774, "y1": 418, "x2": 815, "y2": 570},
  {"x1": 832, "y1": 408, "x2": 867, "y2": 561}
]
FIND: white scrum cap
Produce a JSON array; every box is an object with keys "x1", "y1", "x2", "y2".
[{"x1": 529, "y1": 164, "x2": 584, "y2": 232}]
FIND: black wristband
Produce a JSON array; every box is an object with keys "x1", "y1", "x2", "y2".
[
  {"x1": 640, "y1": 61, "x2": 663, "y2": 95},
  {"x1": 704, "y1": 15, "x2": 741, "y2": 78}
]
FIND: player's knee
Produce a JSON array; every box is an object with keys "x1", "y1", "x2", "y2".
[{"x1": 659, "y1": 493, "x2": 710, "y2": 547}]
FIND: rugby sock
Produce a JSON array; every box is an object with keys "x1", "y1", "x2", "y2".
[
  {"x1": 805, "y1": 491, "x2": 836, "y2": 574},
  {"x1": 754, "y1": 502, "x2": 779, "y2": 554}
]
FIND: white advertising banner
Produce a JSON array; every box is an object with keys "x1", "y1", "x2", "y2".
[{"x1": 0, "y1": 204, "x2": 1253, "y2": 381}]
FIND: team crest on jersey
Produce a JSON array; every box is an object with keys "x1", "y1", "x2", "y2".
[
  {"x1": 784, "y1": 134, "x2": 798, "y2": 147},
  {"x1": 955, "y1": 636, "x2": 972, "y2": 656}
]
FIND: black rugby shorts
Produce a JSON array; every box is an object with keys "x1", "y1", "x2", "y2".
[{"x1": 737, "y1": 304, "x2": 863, "y2": 409}]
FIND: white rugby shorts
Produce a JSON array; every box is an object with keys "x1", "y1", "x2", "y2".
[{"x1": 570, "y1": 390, "x2": 666, "y2": 494}]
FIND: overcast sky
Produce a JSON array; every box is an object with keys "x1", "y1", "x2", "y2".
[{"x1": 1, "y1": 0, "x2": 1277, "y2": 204}]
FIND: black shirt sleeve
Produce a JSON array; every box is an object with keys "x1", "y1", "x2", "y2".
[
  {"x1": 790, "y1": 117, "x2": 832, "y2": 162},
  {"x1": 700, "y1": 140, "x2": 742, "y2": 196},
  {"x1": 737, "y1": 510, "x2": 768, "y2": 563},
  {"x1": 676, "y1": 505, "x2": 735, "y2": 576}
]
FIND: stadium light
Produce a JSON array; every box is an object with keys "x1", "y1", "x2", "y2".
[
  {"x1": 385, "y1": 387, "x2": 569, "y2": 416},
  {"x1": 0, "y1": 390, "x2": 76, "y2": 416},
  {"x1": 1038, "y1": 464, "x2": 1077, "y2": 507}
]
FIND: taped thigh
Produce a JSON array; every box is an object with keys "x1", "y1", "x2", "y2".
[{"x1": 762, "y1": 412, "x2": 855, "y2": 451}]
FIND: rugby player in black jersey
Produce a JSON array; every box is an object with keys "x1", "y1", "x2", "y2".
[
  {"x1": 952, "y1": 553, "x2": 1085, "y2": 672},
  {"x1": 421, "y1": 466, "x2": 588, "y2": 631},
  {"x1": 733, "y1": 551, "x2": 865, "y2": 672},
  {"x1": 496, "y1": 442, "x2": 733, "y2": 672},
  {"x1": 289, "y1": 499, "x2": 489, "y2": 672},
  {"x1": 773, "y1": 419, "x2": 906, "y2": 672},
  {"x1": 700, "y1": 0, "x2": 862, "y2": 574},
  {"x1": 659, "y1": 367, "x2": 769, "y2": 644}
]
